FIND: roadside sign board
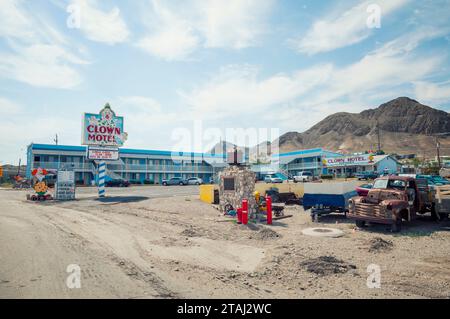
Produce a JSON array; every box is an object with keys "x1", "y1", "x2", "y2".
[
  {"x1": 323, "y1": 154, "x2": 375, "y2": 167},
  {"x1": 55, "y1": 168, "x2": 75, "y2": 200},
  {"x1": 87, "y1": 146, "x2": 119, "y2": 161},
  {"x1": 82, "y1": 104, "x2": 127, "y2": 147}
]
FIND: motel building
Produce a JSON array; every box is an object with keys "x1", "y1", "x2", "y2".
[
  {"x1": 26, "y1": 144, "x2": 399, "y2": 185},
  {"x1": 26, "y1": 144, "x2": 357, "y2": 185},
  {"x1": 26, "y1": 143, "x2": 225, "y2": 185}
]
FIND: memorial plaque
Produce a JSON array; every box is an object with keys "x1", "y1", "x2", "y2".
[{"x1": 223, "y1": 177, "x2": 235, "y2": 191}]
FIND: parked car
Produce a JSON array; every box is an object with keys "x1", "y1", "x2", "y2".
[
  {"x1": 355, "y1": 183, "x2": 373, "y2": 196},
  {"x1": 162, "y1": 177, "x2": 188, "y2": 186},
  {"x1": 430, "y1": 175, "x2": 450, "y2": 185},
  {"x1": 105, "y1": 179, "x2": 130, "y2": 187},
  {"x1": 416, "y1": 175, "x2": 441, "y2": 190},
  {"x1": 187, "y1": 177, "x2": 203, "y2": 185},
  {"x1": 293, "y1": 172, "x2": 313, "y2": 183},
  {"x1": 44, "y1": 174, "x2": 57, "y2": 187},
  {"x1": 264, "y1": 174, "x2": 283, "y2": 183},
  {"x1": 355, "y1": 171, "x2": 379, "y2": 180},
  {"x1": 349, "y1": 176, "x2": 434, "y2": 232}
]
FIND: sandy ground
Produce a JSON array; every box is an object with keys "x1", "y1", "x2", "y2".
[{"x1": 1, "y1": 186, "x2": 449, "y2": 299}]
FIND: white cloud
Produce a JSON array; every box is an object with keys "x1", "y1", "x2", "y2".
[
  {"x1": 136, "y1": 0, "x2": 274, "y2": 60},
  {"x1": 0, "y1": 99, "x2": 82, "y2": 164},
  {"x1": 0, "y1": 0, "x2": 89, "y2": 89},
  {"x1": 136, "y1": 1, "x2": 199, "y2": 61},
  {"x1": 414, "y1": 81, "x2": 450, "y2": 104},
  {"x1": 0, "y1": 97, "x2": 22, "y2": 115},
  {"x1": 197, "y1": 0, "x2": 274, "y2": 49},
  {"x1": 117, "y1": 96, "x2": 162, "y2": 113},
  {"x1": 0, "y1": 0, "x2": 34, "y2": 39},
  {"x1": 180, "y1": 64, "x2": 333, "y2": 119},
  {"x1": 291, "y1": 0, "x2": 409, "y2": 55},
  {"x1": 71, "y1": 0, "x2": 130, "y2": 45},
  {"x1": 0, "y1": 44, "x2": 88, "y2": 89},
  {"x1": 111, "y1": 96, "x2": 191, "y2": 151},
  {"x1": 182, "y1": 27, "x2": 445, "y2": 129}
]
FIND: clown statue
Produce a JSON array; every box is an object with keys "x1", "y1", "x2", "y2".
[{"x1": 30, "y1": 168, "x2": 52, "y2": 200}]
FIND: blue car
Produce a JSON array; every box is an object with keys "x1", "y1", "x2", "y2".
[{"x1": 431, "y1": 176, "x2": 450, "y2": 185}]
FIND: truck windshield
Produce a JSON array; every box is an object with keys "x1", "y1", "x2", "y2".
[{"x1": 373, "y1": 179, "x2": 406, "y2": 190}]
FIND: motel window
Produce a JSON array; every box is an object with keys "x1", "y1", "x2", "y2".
[{"x1": 34, "y1": 156, "x2": 40, "y2": 162}]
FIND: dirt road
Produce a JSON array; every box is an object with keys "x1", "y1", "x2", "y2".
[{"x1": 1, "y1": 187, "x2": 449, "y2": 299}]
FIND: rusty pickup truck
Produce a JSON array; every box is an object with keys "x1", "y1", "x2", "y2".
[{"x1": 348, "y1": 176, "x2": 434, "y2": 232}]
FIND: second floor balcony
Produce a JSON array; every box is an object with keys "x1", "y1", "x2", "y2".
[
  {"x1": 285, "y1": 162, "x2": 321, "y2": 171},
  {"x1": 32, "y1": 161, "x2": 214, "y2": 173}
]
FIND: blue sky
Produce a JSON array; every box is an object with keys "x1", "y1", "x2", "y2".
[{"x1": 1, "y1": 0, "x2": 450, "y2": 164}]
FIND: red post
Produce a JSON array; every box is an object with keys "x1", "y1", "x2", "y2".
[
  {"x1": 242, "y1": 198, "x2": 249, "y2": 225},
  {"x1": 237, "y1": 208, "x2": 243, "y2": 224},
  {"x1": 266, "y1": 195, "x2": 272, "y2": 225},
  {"x1": 242, "y1": 209, "x2": 248, "y2": 225},
  {"x1": 242, "y1": 198, "x2": 248, "y2": 212}
]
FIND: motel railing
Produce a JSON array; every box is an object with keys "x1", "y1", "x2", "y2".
[
  {"x1": 32, "y1": 162, "x2": 214, "y2": 174},
  {"x1": 286, "y1": 163, "x2": 321, "y2": 171}
]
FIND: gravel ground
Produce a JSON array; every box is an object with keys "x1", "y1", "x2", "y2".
[{"x1": 1, "y1": 186, "x2": 449, "y2": 299}]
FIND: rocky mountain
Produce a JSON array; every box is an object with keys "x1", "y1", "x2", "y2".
[
  {"x1": 274, "y1": 97, "x2": 450, "y2": 156},
  {"x1": 212, "y1": 97, "x2": 450, "y2": 157}
]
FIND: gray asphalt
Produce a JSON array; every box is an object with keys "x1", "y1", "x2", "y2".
[{"x1": 75, "y1": 185, "x2": 200, "y2": 199}]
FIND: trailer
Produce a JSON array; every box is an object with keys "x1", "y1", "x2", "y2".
[
  {"x1": 302, "y1": 181, "x2": 358, "y2": 222},
  {"x1": 434, "y1": 185, "x2": 450, "y2": 220}
]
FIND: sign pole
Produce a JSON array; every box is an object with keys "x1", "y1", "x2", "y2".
[
  {"x1": 98, "y1": 161, "x2": 106, "y2": 197},
  {"x1": 82, "y1": 104, "x2": 127, "y2": 198}
]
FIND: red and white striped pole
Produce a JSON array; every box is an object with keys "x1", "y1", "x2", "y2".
[{"x1": 266, "y1": 195, "x2": 272, "y2": 225}]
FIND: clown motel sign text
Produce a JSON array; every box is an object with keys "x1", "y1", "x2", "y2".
[
  {"x1": 82, "y1": 104, "x2": 127, "y2": 147},
  {"x1": 324, "y1": 154, "x2": 375, "y2": 167}
]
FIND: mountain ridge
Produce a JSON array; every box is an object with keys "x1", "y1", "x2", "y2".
[{"x1": 212, "y1": 97, "x2": 450, "y2": 156}]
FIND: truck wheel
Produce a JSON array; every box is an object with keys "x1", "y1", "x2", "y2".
[
  {"x1": 355, "y1": 220, "x2": 366, "y2": 228},
  {"x1": 162, "y1": 182, "x2": 167, "y2": 186},
  {"x1": 391, "y1": 220, "x2": 402, "y2": 233},
  {"x1": 431, "y1": 205, "x2": 440, "y2": 221}
]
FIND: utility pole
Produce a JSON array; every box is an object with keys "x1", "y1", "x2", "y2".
[
  {"x1": 54, "y1": 134, "x2": 58, "y2": 145},
  {"x1": 376, "y1": 120, "x2": 381, "y2": 154},
  {"x1": 436, "y1": 136, "x2": 441, "y2": 169},
  {"x1": 17, "y1": 158, "x2": 21, "y2": 176}
]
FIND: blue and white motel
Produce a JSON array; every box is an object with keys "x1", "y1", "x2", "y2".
[{"x1": 26, "y1": 144, "x2": 400, "y2": 185}]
